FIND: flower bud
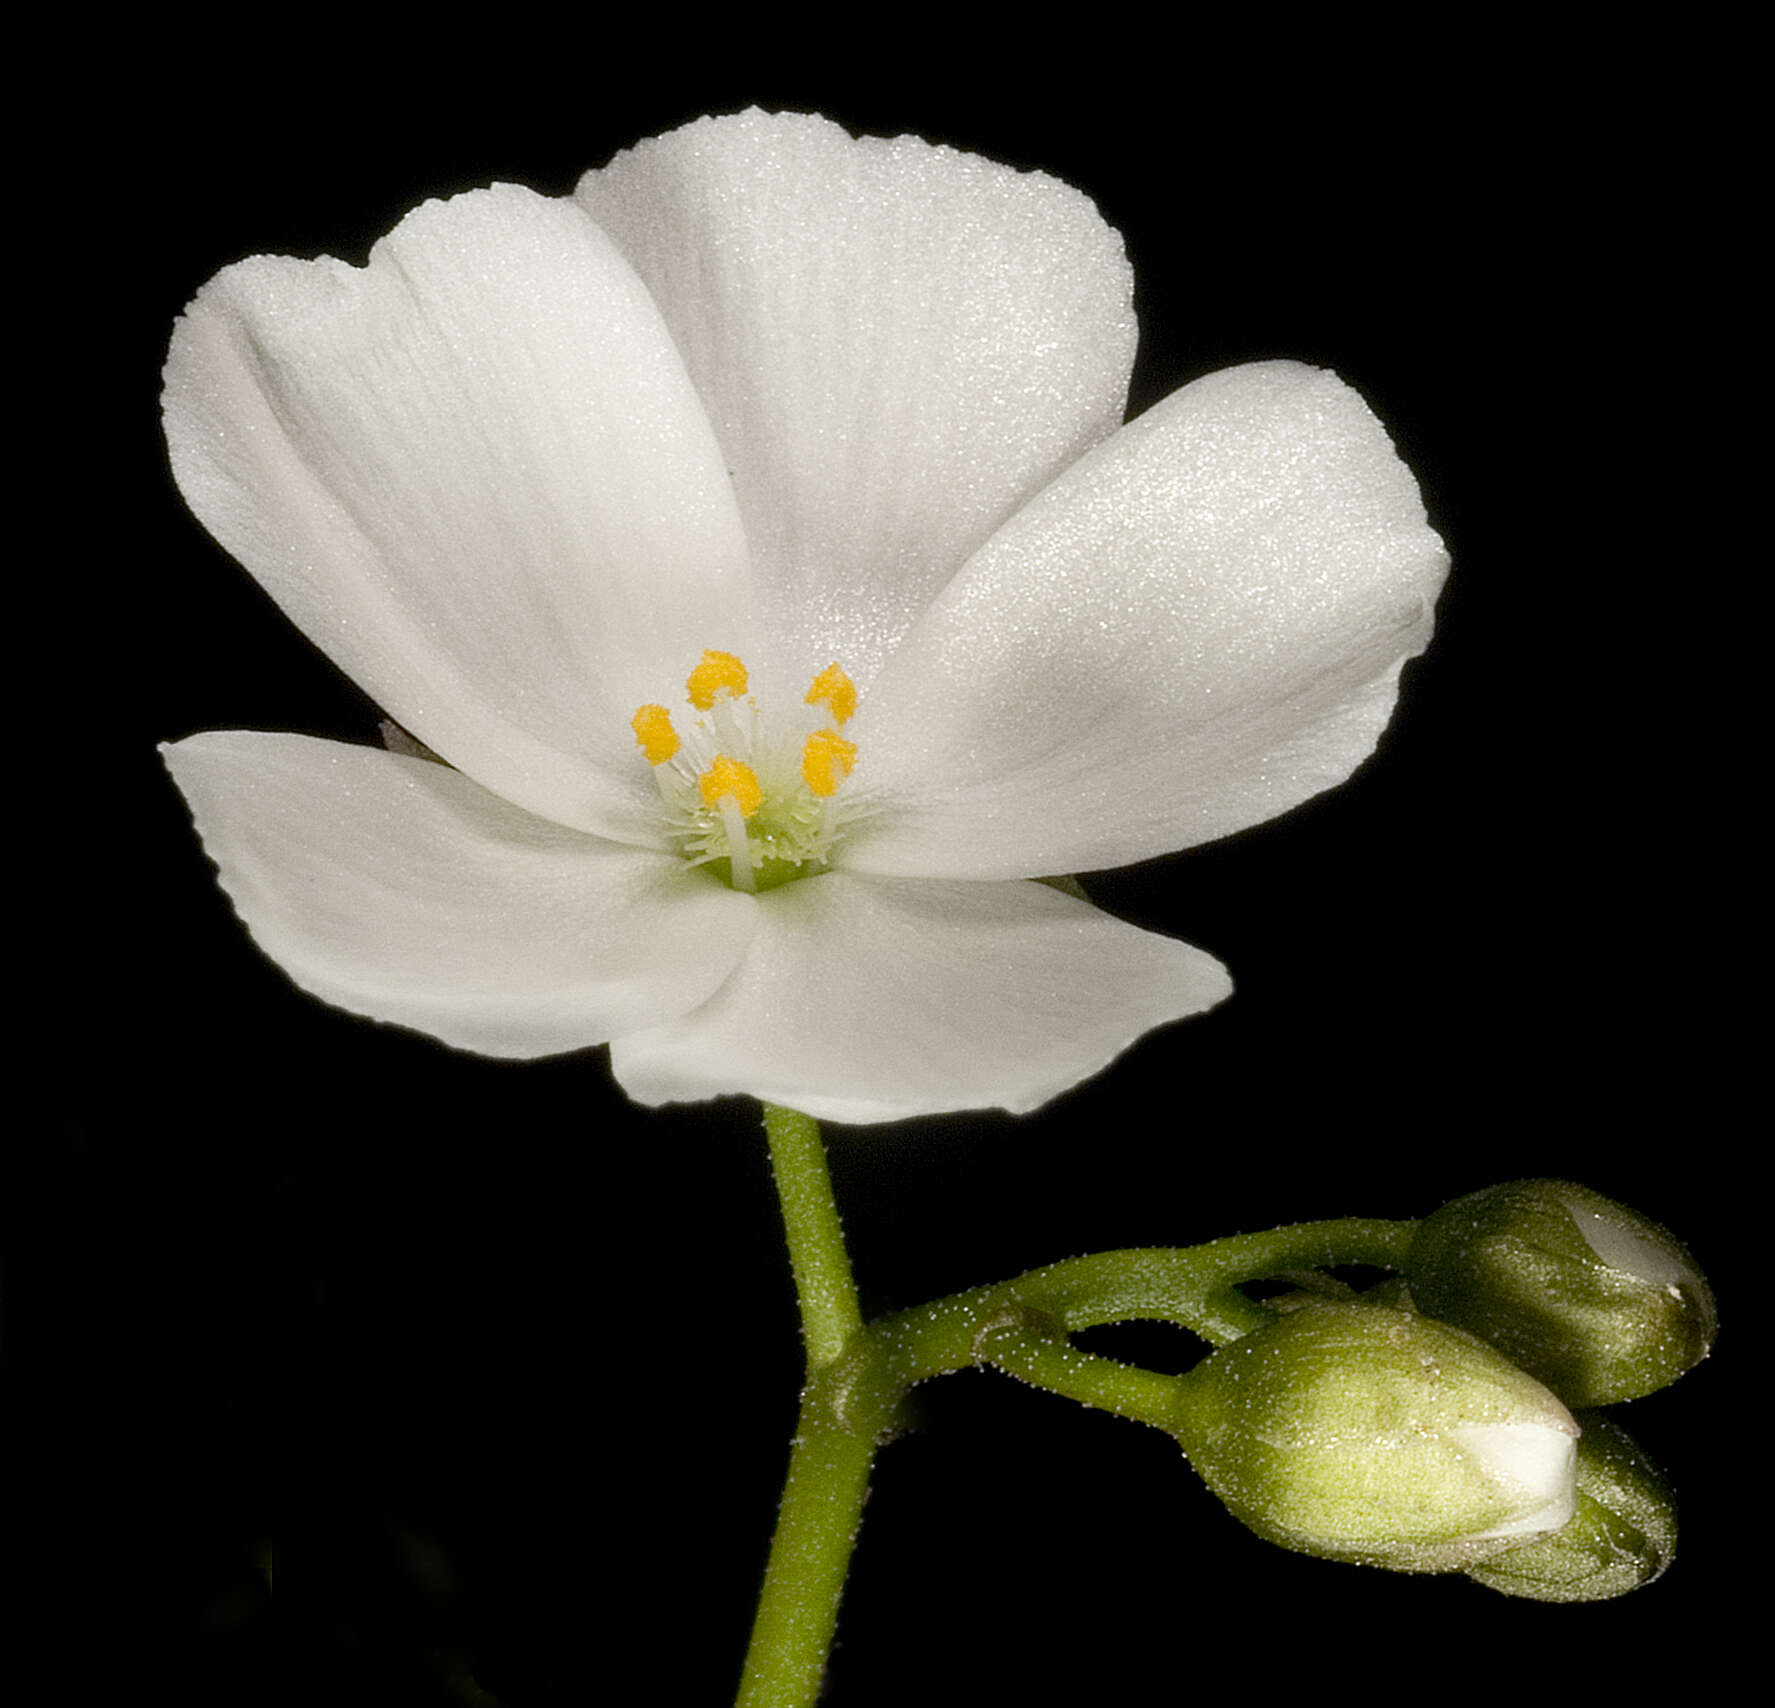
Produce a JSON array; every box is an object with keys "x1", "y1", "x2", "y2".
[
  {"x1": 1174, "y1": 1303, "x2": 1577, "y2": 1572},
  {"x1": 1465, "y1": 1414, "x2": 1676, "y2": 1601},
  {"x1": 1407, "y1": 1181, "x2": 1716, "y2": 1406}
]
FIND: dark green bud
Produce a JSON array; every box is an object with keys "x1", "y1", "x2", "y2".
[
  {"x1": 1407, "y1": 1180, "x2": 1716, "y2": 1406},
  {"x1": 1174, "y1": 1303, "x2": 1578, "y2": 1573},
  {"x1": 1465, "y1": 1414, "x2": 1677, "y2": 1601}
]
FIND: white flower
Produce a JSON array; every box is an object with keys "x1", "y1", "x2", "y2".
[{"x1": 161, "y1": 110, "x2": 1448, "y2": 1125}]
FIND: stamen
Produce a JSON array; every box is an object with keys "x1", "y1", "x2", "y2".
[
  {"x1": 630, "y1": 704, "x2": 679, "y2": 765},
  {"x1": 698, "y1": 755, "x2": 762, "y2": 818},
  {"x1": 801, "y1": 729, "x2": 858, "y2": 798},
  {"x1": 686, "y1": 649, "x2": 749, "y2": 710},
  {"x1": 636, "y1": 652, "x2": 861, "y2": 893},
  {"x1": 805, "y1": 663, "x2": 858, "y2": 726}
]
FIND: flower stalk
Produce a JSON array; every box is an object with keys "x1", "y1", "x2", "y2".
[
  {"x1": 737, "y1": 1107, "x2": 875, "y2": 1708},
  {"x1": 760, "y1": 1103, "x2": 863, "y2": 1366},
  {"x1": 734, "y1": 1379, "x2": 878, "y2": 1708}
]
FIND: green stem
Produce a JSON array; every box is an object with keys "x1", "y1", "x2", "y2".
[
  {"x1": 975, "y1": 1308, "x2": 1193, "y2": 1432},
  {"x1": 868, "y1": 1219, "x2": 1420, "y2": 1390},
  {"x1": 760, "y1": 1103, "x2": 863, "y2": 1367},
  {"x1": 735, "y1": 1378, "x2": 878, "y2": 1708},
  {"x1": 738, "y1": 1106, "x2": 873, "y2": 1708}
]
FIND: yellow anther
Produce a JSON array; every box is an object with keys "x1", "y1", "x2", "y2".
[
  {"x1": 804, "y1": 663, "x2": 858, "y2": 726},
  {"x1": 698, "y1": 755, "x2": 762, "y2": 818},
  {"x1": 686, "y1": 649, "x2": 749, "y2": 710},
  {"x1": 630, "y1": 704, "x2": 680, "y2": 766},
  {"x1": 801, "y1": 729, "x2": 858, "y2": 798}
]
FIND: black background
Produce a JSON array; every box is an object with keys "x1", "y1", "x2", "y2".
[{"x1": 15, "y1": 34, "x2": 1741, "y2": 1705}]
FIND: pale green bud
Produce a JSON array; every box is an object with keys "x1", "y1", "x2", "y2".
[
  {"x1": 1407, "y1": 1180, "x2": 1716, "y2": 1406},
  {"x1": 1465, "y1": 1414, "x2": 1677, "y2": 1601},
  {"x1": 1175, "y1": 1303, "x2": 1578, "y2": 1572}
]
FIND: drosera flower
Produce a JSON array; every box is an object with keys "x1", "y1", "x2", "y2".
[{"x1": 160, "y1": 109, "x2": 1449, "y2": 1125}]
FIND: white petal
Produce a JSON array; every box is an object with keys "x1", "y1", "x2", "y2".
[
  {"x1": 1450, "y1": 1426, "x2": 1577, "y2": 1542},
  {"x1": 163, "y1": 731, "x2": 756, "y2": 1056},
  {"x1": 609, "y1": 873, "x2": 1230, "y2": 1124},
  {"x1": 575, "y1": 110, "x2": 1137, "y2": 690},
  {"x1": 163, "y1": 185, "x2": 755, "y2": 843},
  {"x1": 841, "y1": 363, "x2": 1450, "y2": 879}
]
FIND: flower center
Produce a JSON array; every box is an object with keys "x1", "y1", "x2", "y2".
[{"x1": 630, "y1": 650, "x2": 859, "y2": 893}]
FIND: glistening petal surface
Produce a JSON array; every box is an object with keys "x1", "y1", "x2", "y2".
[
  {"x1": 609, "y1": 873, "x2": 1232, "y2": 1124},
  {"x1": 841, "y1": 362, "x2": 1450, "y2": 879},
  {"x1": 576, "y1": 109, "x2": 1137, "y2": 690},
  {"x1": 163, "y1": 185, "x2": 754, "y2": 843},
  {"x1": 163, "y1": 732, "x2": 756, "y2": 1056}
]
